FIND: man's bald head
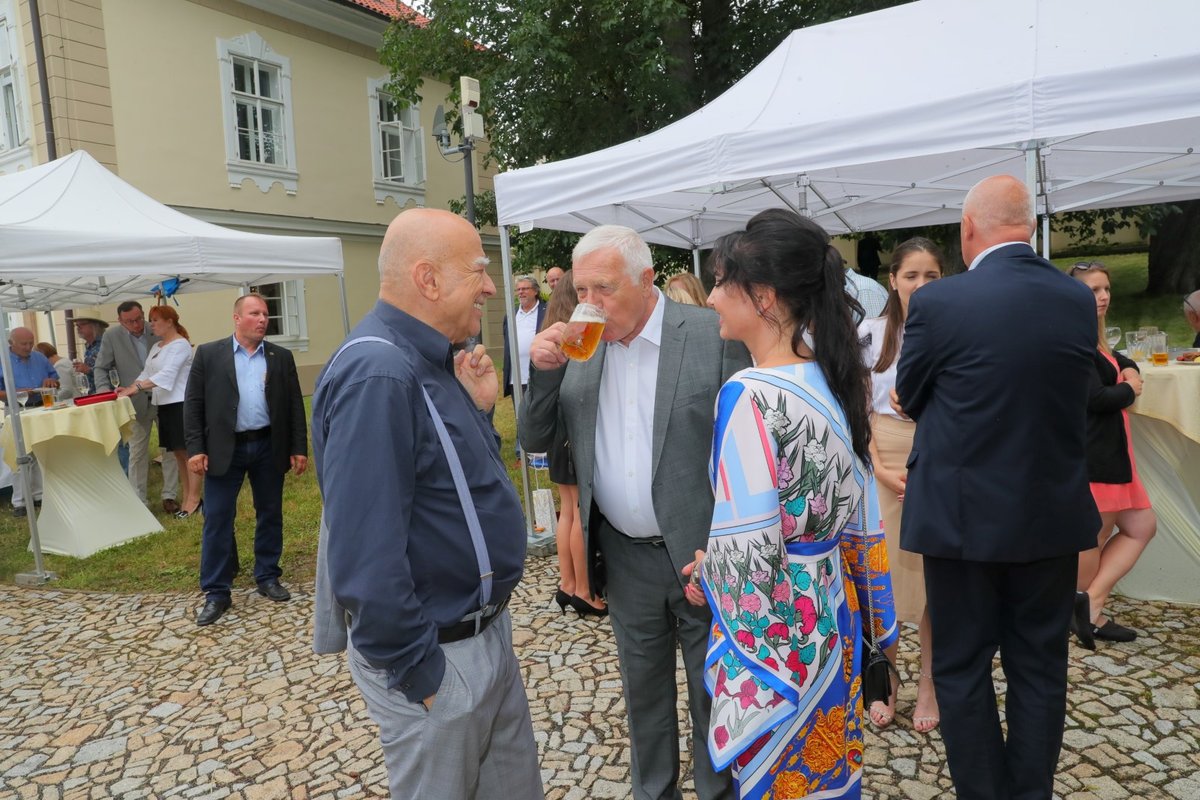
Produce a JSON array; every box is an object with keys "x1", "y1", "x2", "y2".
[
  {"x1": 377, "y1": 208, "x2": 495, "y2": 341},
  {"x1": 1185, "y1": 290, "x2": 1200, "y2": 332},
  {"x1": 8, "y1": 327, "x2": 35, "y2": 358},
  {"x1": 960, "y1": 175, "x2": 1036, "y2": 266}
]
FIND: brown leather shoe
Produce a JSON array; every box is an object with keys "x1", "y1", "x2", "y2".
[{"x1": 162, "y1": 498, "x2": 180, "y2": 514}]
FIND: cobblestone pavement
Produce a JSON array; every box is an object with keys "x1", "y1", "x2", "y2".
[{"x1": 1, "y1": 556, "x2": 1198, "y2": 800}]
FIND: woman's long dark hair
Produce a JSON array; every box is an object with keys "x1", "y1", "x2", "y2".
[
  {"x1": 542, "y1": 269, "x2": 578, "y2": 330},
  {"x1": 874, "y1": 237, "x2": 944, "y2": 373},
  {"x1": 708, "y1": 208, "x2": 871, "y2": 464}
]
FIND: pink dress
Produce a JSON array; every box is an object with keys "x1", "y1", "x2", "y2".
[{"x1": 1089, "y1": 351, "x2": 1151, "y2": 513}]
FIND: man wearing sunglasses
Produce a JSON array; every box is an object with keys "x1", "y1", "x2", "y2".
[{"x1": 1184, "y1": 291, "x2": 1200, "y2": 348}]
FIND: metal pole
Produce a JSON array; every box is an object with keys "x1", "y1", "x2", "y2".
[
  {"x1": 1025, "y1": 149, "x2": 1039, "y2": 250},
  {"x1": 27, "y1": 0, "x2": 57, "y2": 162},
  {"x1": 462, "y1": 139, "x2": 476, "y2": 226},
  {"x1": 0, "y1": 308, "x2": 56, "y2": 585},
  {"x1": 1042, "y1": 214, "x2": 1051, "y2": 260},
  {"x1": 500, "y1": 227, "x2": 540, "y2": 549},
  {"x1": 692, "y1": 248, "x2": 701, "y2": 278},
  {"x1": 337, "y1": 272, "x2": 351, "y2": 335}
]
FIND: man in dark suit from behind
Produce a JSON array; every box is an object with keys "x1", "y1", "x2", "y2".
[
  {"x1": 184, "y1": 294, "x2": 308, "y2": 626},
  {"x1": 895, "y1": 175, "x2": 1100, "y2": 800}
]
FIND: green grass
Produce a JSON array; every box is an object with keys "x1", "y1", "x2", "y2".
[{"x1": 3, "y1": 255, "x2": 1178, "y2": 592}]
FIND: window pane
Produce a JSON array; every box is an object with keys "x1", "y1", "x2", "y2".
[
  {"x1": 235, "y1": 101, "x2": 258, "y2": 161},
  {"x1": 233, "y1": 59, "x2": 250, "y2": 93},
  {"x1": 258, "y1": 66, "x2": 276, "y2": 99},
  {"x1": 2, "y1": 82, "x2": 18, "y2": 148},
  {"x1": 379, "y1": 95, "x2": 398, "y2": 123}
]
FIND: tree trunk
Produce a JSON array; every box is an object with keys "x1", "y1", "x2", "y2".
[{"x1": 1147, "y1": 200, "x2": 1200, "y2": 295}]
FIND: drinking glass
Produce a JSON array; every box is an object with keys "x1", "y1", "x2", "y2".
[
  {"x1": 1126, "y1": 331, "x2": 1147, "y2": 361},
  {"x1": 40, "y1": 388, "x2": 54, "y2": 409},
  {"x1": 560, "y1": 304, "x2": 607, "y2": 362},
  {"x1": 12, "y1": 390, "x2": 29, "y2": 410},
  {"x1": 1149, "y1": 332, "x2": 1169, "y2": 366},
  {"x1": 1105, "y1": 326, "x2": 1122, "y2": 350}
]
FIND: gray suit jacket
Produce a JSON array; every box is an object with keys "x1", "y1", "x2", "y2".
[
  {"x1": 94, "y1": 325, "x2": 161, "y2": 420},
  {"x1": 519, "y1": 298, "x2": 751, "y2": 594}
]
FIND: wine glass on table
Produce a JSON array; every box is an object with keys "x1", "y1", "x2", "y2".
[
  {"x1": 1105, "y1": 326, "x2": 1122, "y2": 350},
  {"x1": 12, "y1": 390, "x2": 29, "y2": 411}
]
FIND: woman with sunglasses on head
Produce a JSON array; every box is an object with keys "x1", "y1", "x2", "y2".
[
  {"x1": 1069, "y1": 260, "x2": 1156, "y2": 649},
  {"x1": 856, "y1": 237, "x2": 943, "y2": 732},
  {"x1": 683, "y1": 208, "x2": 896, "y2": 800}
]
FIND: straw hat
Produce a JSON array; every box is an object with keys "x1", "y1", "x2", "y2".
[{"x1": 70, "y1": 307, "x2": 111, "y2": 329}]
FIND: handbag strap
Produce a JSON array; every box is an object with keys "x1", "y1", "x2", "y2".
[
  {"x1": 858, "y1": 493, "x2": 879, "y2": 651},
  {"x1": 324, "y1": 336, "x2": 493, "y2": 608}
]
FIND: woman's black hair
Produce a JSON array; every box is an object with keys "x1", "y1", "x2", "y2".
[{"x1": 707, "y1": 208, "x2": 872, "y2": 463}]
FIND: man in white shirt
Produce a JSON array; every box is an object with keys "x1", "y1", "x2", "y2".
[
  {"x1": 845, "y1": 259, "x2": 889, "y2": 321},
  {"x1": 502, "y1": 276, "x2": 545, "y2": 459},
  {"x1": 520, "y1": 226, "x2": 749, "y2": 800}
]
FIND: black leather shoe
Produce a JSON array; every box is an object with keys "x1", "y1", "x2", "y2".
[
  {"x1": 1071, "y1": 591, "x2": 1095, "y2": 651},
  {"x1": 12, "y1": 506, "x2": 26, "y2": 518},
  {"x1": 257, "y1": 579, "x2": 291, "y2": 602},
  {"x1": 195, "y1": 598, "x2": 231, "y2": 626},
  {"x1": 1093, "y1": 618, "x2": 1137, "y2": 643}
]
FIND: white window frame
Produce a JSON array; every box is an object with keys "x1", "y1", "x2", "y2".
[
  {"x1": 217, "y1": 33, "x2": 298, "y2": 195},
  {"x1": 250, "y1": 280, "x2": 308, "y2": 352},
  {"x1": 368, "y1": 77, "x2": 425, "y2": 206},
  {"x1": 0, "y1": 0, "x2": 32, "y2": 173}
]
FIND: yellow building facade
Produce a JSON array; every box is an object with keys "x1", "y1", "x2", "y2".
[{"x1": 0, "y1": 0, "x2": 504, "y2": 391}]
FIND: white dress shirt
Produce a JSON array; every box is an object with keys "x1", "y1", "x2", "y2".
[
  {"x1": 514, "y1": 303, "x2": 540, "y2": 386},
  {"x1": 969, "y1": 240, "x2": 1033, "y2": 271},
  {"x1": 592, "y1": 289, "x2": 665, "y2": 538},
  {"x1": 857, "y1": 316, "x2": 904, "y2": 420}
]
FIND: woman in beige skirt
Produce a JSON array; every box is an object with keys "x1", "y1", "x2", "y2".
[{"x1": 857, "y1": 237, "x2": 944, "y2": 732}]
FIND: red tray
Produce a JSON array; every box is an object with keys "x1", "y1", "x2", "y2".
[{"x1": 73, "y1": 391, "x2": 119, "y2": 406}]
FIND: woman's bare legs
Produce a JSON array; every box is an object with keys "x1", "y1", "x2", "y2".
[
  {"x1": 563, "y1": 484, "x2": 604, "y2": 609},
  {"x1": 175, "y1": 450, "x2": 202, "y2": 514},
  {"x1": 1086, "y1": 507, "x2": 1156, "y2": 625},
  {"x1": 554, "y1": 483, "x2": 577, "y2": 596},
  {"x1": 913, "y1": 606, "x2": 940, "y2": 732}
]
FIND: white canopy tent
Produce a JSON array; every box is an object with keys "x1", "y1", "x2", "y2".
[
  {"x1": 494, "y1": 0, "x2": 1200, "y2": 248},
  {"x1": 0, "y1": 150, "x2": 345, "y2": 582}
]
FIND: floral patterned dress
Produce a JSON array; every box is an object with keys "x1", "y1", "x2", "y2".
[{"x1": 701, "y1": 364, "x2": 898, "y2": 800}]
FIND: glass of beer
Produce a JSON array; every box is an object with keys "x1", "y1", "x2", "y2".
[
  {"x1": 1149, "y1": 332, "x2": 1169, "y2": 366},
  {"x1": 40, "y1": 388, "x2": 54, "y2": 408},
  {"x1": 561, "y1": 303, "x2": 606, "y2": 362}
]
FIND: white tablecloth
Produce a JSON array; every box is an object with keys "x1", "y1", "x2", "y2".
[
  {"x1": 0, "y1": 397, "x2": 163, "y2": 558},
  {"x1": 1122, "y1": 362, "x2": 1200, "y2": 605}
]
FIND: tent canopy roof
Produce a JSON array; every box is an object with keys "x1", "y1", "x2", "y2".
[
  {"x1": 495, "y1": 0, "x2": 1200, "y2": 248},
  {"x1": 0, "y1": 151, "x2": 343, "y2": 310}
]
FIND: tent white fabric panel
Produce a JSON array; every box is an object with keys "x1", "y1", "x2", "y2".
[
  {"x1": 0, "y1": 151, "x2": 344, "y2": 310},
  {"x1": 494, "y1": 0, "x2": 1200, "y2": 246}
]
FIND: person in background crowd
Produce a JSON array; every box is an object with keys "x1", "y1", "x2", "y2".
[
  {"x1": 34, "y1": 343, "x2": 77, "y2": 400},
  {"x1": 1, "y1": 327, "x2": 58, "y2": 517},
  {"x1": 313, "y1": 208, "x2": 542, "y2": 799},
  {"x1": 545, "y1": 266, "x2": 565, "y2": 292},
  {"x1": 540, "y1": 270, "x2": 604, "y2": 617},
  {"x1": 117, "y1": 306, "x2": 202, "y2": 521},
  {"x1": 1070, "y1": 261, "x2": 1157, "y2": 648},
  {"x1": 894, "y1": 175, "x2": 1099, "y2": 800},
  {"x1": 521, "y1": 224, "x2": 747, "y2": 800},
  {"x1": 663, "y1": 272, "x2": 708, "y2": 306},
  {"x1": 858, "y1": 237, "x2": 944, "y2": 733},
  {"x1": 686, "y1": 208, "x2": 896, "y2": 800},
  {"x1": 1183, "y1": 290, "x2": 1200, "y2": 348},
  {"x1": 95, "y1": 301, "x2": 180, "y2": 513},
  {"x1": 184, "y1": 294, "x2": 308, "y2": 626},
  {"x1": 502, "y1": 275, "x2": 546, "y2": 461},
  {"x1": 843, "y1": 254, "x2": 889, "y2": 322},
  {"x1": 71, "y1": 316, "x2": 107, "y2": 393}
]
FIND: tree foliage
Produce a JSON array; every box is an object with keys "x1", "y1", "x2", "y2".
[{"x1": 381, "y1": 0, "x2": 905, "y2": 272}]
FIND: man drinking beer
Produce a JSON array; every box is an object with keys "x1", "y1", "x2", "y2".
[{"x1": 520, "y1": 225, "x2": 749, "y2": 800}]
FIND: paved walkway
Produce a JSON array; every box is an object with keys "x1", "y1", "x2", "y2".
[{"x1": 1, "y1": 556, "x2": 1198, "y2": 799}]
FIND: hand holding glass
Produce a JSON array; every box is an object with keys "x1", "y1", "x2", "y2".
[{"x1": 560, "y1": 304, "x2": 607, "y2": 362}]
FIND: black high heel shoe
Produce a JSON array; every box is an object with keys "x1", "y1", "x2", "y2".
[
  {"x1": 176, "y1": 499, "x2": 204, "y2": 519},
  {"x1": 553, "y1": 589, "x2": 572, "y2": 614},
  {"x1": 568, "y1": 594, "x2": 608, "y2": 618}
]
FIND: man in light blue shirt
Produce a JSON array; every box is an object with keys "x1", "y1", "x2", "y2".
[
  {"x1": 1, "y1": 327, "x2": 58, "y2": 517},
  {"x1": 845, "y1": 260, "x2": 889, "y2": 322}
]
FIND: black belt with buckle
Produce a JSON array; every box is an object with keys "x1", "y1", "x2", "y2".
[
  {"x1": 234, "y1": 427, "x2": 271, "y2": 444},
  {"x1": 437, "y1": 597, "x2": 510, "y2": 644}
]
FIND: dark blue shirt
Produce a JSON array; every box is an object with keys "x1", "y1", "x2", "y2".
[{"x1": 312, "y1": 300, "x2": 526, "y2": 703}]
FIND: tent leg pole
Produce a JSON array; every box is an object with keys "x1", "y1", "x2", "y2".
[
  {"x1": 498, "y1": 227, "x2": 543, "y2": 554},
  {"x1": 1042, "y1": 214, "x2": 1051, "y2": 260},
  {"x1": 337, "y1": 273, "x2": 351, "y2": 335},
  {"x1": 692, "y1": 248, "x2": 701, "y2": 278},
  {"x1": 0, "y1": 309, "x2": 55, "y2": 586}
]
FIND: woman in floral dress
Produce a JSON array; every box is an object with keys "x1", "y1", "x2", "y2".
[{"x1": 684, "y1": 209, "x2": 897, "y2": 800}]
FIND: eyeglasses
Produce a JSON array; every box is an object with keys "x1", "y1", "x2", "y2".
[{"x1": 1069, "y1": 261, "x2": 1105, "y2": 276}]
